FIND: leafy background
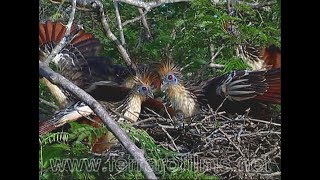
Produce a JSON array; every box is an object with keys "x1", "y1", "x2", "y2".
[{"x1": 39, "y1": 0, "x2": 280, "y2": 179}]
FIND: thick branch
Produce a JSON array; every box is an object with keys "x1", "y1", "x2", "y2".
[
  {"x1": 97, "y1": 4, "x2": 137, "y2": 71},
  {"x1": 117, "y1": 0, "x2": 192, "y2": 10},
  {"x1": 114, "y1": 0, "x2": 126, "y2": 46},
  {"x1": 39, "y1": 62, "x2": 157, "y2": 179}
]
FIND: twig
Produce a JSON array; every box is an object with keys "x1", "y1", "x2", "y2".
[
  {"x1": 219, "y1": 128, "x2": 245, "y2": 157},
  {"x1": 247, "y1": 118, "x2": 281, "y2": 127},
  {"x1": 251, "y1": 1, "x2": 277, "y2": 10},
  {"x1": 113, "y1": 0, "x2": 126, "y2": 46},
  {"x1": 239, "y1": 131, "x2": 281, "y2": 137},
  {"x1": 180, "y1": 61, "x2": 194, "y2": 71},
  {"x1": 215, "y1": 96, "x2": 228, "y2": 114},
  {"x1": 133, "y1": 117, "x2": 157, "y2": 125},
  {"x1": 138, "y1": 8, "x2": 152, "y2": 40},
  {"x1": 160, "y1": 126, "x2": 179, "y2": 152},
  {"x1": 44, "y1": 0, "x2": 77, "y2": 65},
  {"x1": 117, "y1": 0, "x2": 192, "y2": 11},
  {"x1": 39, "y1": 61, "x2": 157, "y2": 180},
  {"x1": 39, "y1": 98, "x2": 59, "y2": 110},
  {"x1": 122, "y1": 9, "x2": 149, "y2": 26},
  {"x1": 210, "y1": 45, "x2": 224, "y2": 63},
  {"x1": 259, "y1": 171, "x2": 281, "y2": 177},
  {"x1": 49, "y1": 0, "x2": 103, "y2": 11},
  {"x1": 208, "y1": 63, "x2": 225, "y2": 69},
  {"x1": 262, "y1": 147, "x2": 279, "y2": 158}
]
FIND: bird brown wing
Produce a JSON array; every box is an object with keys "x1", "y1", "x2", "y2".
[{"x1": 86, "y1": 81, "x2": 132, "y2": 102}]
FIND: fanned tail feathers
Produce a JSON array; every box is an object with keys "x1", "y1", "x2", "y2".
[
  {"x1": 218, "y1": 68, "x2": 281, "y2": 104},
  {"x1": 204, "y1": 68, "x2": 281, "y2": 106},
  {"x1": 254, "y1": 68, "x2": 281, "y2": 103},
  {"x1": 39, "y1": 21, "x2": 101, "y2": 56},
  {"x1": 39, "y1": 21, "x2": 102, "y2": 79}
]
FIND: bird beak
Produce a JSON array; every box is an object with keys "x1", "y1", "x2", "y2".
[
  {"x1": 147, "y1": 90, "x2": 154, "y2": 99},
  {"x1": 160, "y1": 81, "x2": 168, "y2": 92}
]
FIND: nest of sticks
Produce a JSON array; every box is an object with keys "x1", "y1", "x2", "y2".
[{"x1": 130, "y1": 105, "x2": 281, "y2": 179}]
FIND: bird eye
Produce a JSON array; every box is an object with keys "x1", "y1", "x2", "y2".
[
  {"x1": 141, "y1": 86, "x2": 147, "y2": 91},
  {"x1": 168, "y1": 74, "x2": 173, "y2": 80}
]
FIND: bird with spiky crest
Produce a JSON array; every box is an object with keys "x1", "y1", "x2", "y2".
[
  {"x1": 157, "y1": 59, "x2": 202, "y2": 119},
  {"x1": 157, "y1": 58, "x2": 281, "y2": 119},
  {"x1": 39, "y1": 68, "x2": 160, "y2": 152},
  {"x1": 39, "y1": 68, "x2": 156, "y2": 135}
]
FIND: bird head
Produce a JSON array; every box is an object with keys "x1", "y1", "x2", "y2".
[
  {"x1": 161, "y1": 73, "x2": 180, "y2": 92},
  {"x1": 131, "y1": 69, "x2": 157, "y2": 100},
  {"x1": 156, "y1": 59, "x2": 182, "y2": 92},
  {"x1": 135, "y1": 84, "x2": 154, "y2": 99}
]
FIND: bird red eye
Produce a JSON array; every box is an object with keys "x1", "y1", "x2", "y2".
[{"x1": 168, "y1": 75, "x2": 173, "y2": 80}]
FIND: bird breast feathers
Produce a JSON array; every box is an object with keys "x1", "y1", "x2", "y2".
[{"x1": 167, "y1": 85, "x2": 198, "y2": 117}]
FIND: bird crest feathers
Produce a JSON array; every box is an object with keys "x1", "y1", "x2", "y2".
[
  {"x1": 156, "y1": 58, "x2": 182, "y2": 78},
  {"x1": 131, "y1": 67, "x2": 158, "y2": 87}
]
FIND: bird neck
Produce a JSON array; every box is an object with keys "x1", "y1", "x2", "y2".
[
  {"x1": 166, "y1": 84, "x2": 199, "y2": 117},
  {"x1": 118, "y1": 93, "x2": 145, "y2": 123}
]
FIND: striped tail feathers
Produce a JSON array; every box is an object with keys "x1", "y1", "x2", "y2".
[
  {"x1": 39, "y1": 21, "x2": 102, "y2": 59},
  {"x1": 39, "y1": 21, "x2": 104, "y2": 88},
  {"x1": 214, "y1": 68, "x2": 281, "y2": 104},
  {"x1": 39, "y1": 102, "x2": 93, "y2": 135},
  {"x1": 254, "y1": 68, "x2": 281, "y2": 103}
]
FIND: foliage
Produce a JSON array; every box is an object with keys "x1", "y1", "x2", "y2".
[
  {"x1": 39, "y1": 122, "x2": 218, "y2": 179},
  {"x1": 39, "y1": 0, "x2": 280, "y2": 179}
]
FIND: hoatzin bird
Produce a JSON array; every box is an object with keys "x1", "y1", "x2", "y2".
[
  {"x1": 39, "y1": 21, "x2": 174, "y2": 152},
  {"x1": 157, "y1": 60, "x2": 281, "y2": 119},
  {"x1": 39, "y1": 21, "x2": 136, "y2": 107},
  {"x1": 222, "y1": 22, "x2": 281, "y2": 70},
  {"x1": 39, "y1": 21, "x2": 166, "y2": 104},
  {"x1": 39, "y1": 20, "x2": 172, "y2": 122},
  {"x1": 39, "y1": 70, "x2": 158, "y2": 152}
]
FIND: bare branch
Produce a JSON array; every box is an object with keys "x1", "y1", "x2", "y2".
[
  {"x1": 44, "y1": 0, "x2": 77, "y2": 65},
  {"x1": 210, "y1": 45, "x2": 224, "y2": 62},
  {"x1": 39, "y1": 62, "x2": 157, "y2": 180},
  {"x1": 244, "y1": 1, "x2": 277, "y2": 10},
  {"x1": 208, "y1": 63, "x2": 225, "y2": 69},
  {"x1": 40, "y1": 78, "x2": 69, "y2": 107},
  {"x1": 138, "y1": 8, "x2": 152, "y2": 40},
  {"x1": 215, "y1": 96, "x2": 228, "y2": 114},
  {"x1": 114, "y1": 0, "x2": 126, "y2": 46},
  {"x1": 97, "y1": 3, "x2": 137, "y2": 71},
  {"x1": 122, "y1": 9, "x2": 149, "y2": 26},
  {"x1": 219, "y1": 128, "x2": 245, "y2": 157},
  {"x1": 39, "y1": 98, "x2": 59, "y2": 110},
  {"x1": 49, "y1": 0, "x2": 104, "y2": 11},
  {"x1": 117, "y1": 0, "x2": 192, "y2": 10},
  {"x1": 160, "y1": 126, "x2": 179, "y2": 152}
]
